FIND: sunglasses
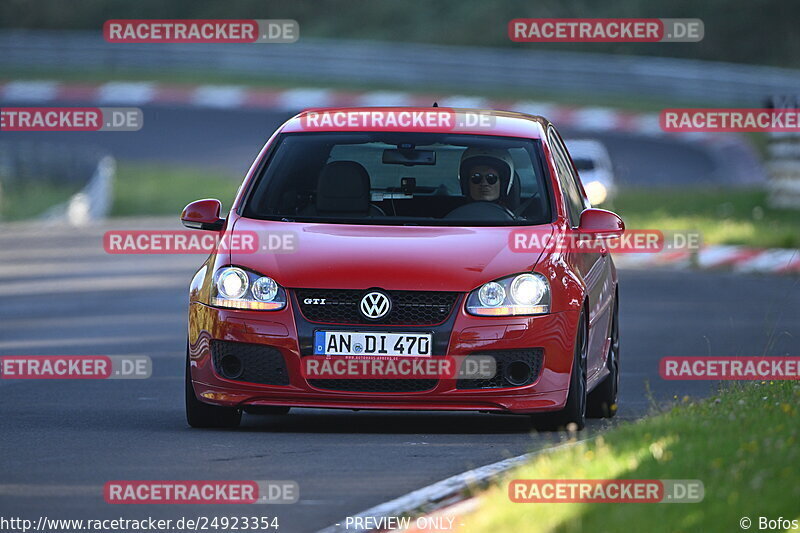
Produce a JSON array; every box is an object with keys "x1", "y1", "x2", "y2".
[{"x1": 470, "y1": 172, "x2": 499, "y2": 185}]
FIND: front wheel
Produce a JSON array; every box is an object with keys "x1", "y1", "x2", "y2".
[
  {"x1": 532, "y1": 310, "x2": 587, "y2": 431},
  {"x1": 185, "y1": 347, "x2": 241, "y2": 428}
]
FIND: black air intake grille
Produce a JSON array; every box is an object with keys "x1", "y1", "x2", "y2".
[
  {"x1": 211, "y1": 340, "x2": 290, "y2": 386},
  {"x1": 456, "y1": 349, "x2": 544, "y2": 389}
]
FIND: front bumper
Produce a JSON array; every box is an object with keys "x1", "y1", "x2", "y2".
[{"x1": 188, "y1": 299, "x2": 580, "y2": 414}]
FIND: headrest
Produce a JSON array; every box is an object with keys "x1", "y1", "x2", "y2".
[{"x1": 316, "y1": 161, "x2": 371, "y2": 213}]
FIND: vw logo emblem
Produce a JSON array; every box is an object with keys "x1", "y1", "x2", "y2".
[{"x1": 360, "y1": 291, "x2": 391, "y2": 320}]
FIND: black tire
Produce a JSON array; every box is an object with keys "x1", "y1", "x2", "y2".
[
  {"x1": 185, "y1": 347, "x2": 241, "y2": 428},
  {"x1": 532, "y1": 309, "x2": 587, "y2": 431},
  {"x1": 587, "y1": 293, "x2": 620, "y2": 418}
]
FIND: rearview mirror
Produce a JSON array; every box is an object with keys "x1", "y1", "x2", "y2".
[
  {"x1": 181, "y1": 199, "x2": 225, "y2": 231},
  {"x1": 577, "y1": 208, "x2": 624, "y2": 238},
  {"x1": 382, "y1": 148, "x2": 436, "y2": 166}
]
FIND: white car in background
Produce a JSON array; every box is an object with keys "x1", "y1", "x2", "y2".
[{"x1": 566, "y1": 139, "x2": 616, "y2": 206}]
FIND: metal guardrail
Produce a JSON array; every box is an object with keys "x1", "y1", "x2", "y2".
[
  {"x1": 1, "y1": 30, "x2": 800, "y2": 105},
  {"x1": 40, "y1": 155, "x2": 115, "y2": 225}
]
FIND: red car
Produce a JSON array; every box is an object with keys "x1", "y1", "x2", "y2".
[{"x1": 182, "y1": 108, "x2": 623, "y2": 430}]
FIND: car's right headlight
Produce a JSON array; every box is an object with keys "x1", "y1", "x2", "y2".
[
  {"x1": 466, "y1": 273, "x2": 550, "y2": 316},
  {"x1": 211, "y1": 266, "x2": 287, "y2": 311}
]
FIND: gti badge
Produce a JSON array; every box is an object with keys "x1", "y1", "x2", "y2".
[{"x1": 360, "y1": 291, "x2": 391, "y2": 320}]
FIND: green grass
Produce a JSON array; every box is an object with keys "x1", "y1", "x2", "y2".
[
  {"x1": 613, "y1": 187, "x2": 800, "y2": 249},
  {"x1": 462, "y1": 381, "x2": 800, "y2": 533},
  {"x1": 111, "y1": 162, "x2": 239, "y2": 217},
  {"x1": 0, "y1": 181, "x2": 80, "y2": 221}
]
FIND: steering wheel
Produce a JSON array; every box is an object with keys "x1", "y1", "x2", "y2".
[
  {"x1": 444, "y1": 201, "x2": 516, "y2": 221},
  {"x1": 514, "y1": 192, "x2": 541, "y2": 217}
]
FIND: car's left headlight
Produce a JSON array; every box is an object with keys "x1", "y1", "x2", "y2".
[
  {"x1": 210, "y1": 266, "x2": 287, "y2": 311},
  {"x1": 466, "y1": 273, "x2": 550, "y2": 316}
]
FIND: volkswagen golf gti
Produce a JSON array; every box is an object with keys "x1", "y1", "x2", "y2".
[{"x1": 182, "y1": 107, "x2": 624, "y2": 430}]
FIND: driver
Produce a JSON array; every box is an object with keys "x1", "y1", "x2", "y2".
[{"x1": 458, "y1": 147, "x2": 515, "y2": 207}]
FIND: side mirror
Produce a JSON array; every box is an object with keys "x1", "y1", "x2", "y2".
[
  {"x1": 181, "y1": 199, "x2": 225, "y2": 231},
  {"x1": 578, "y1": 208, "x2": 624, "y2": 238}
]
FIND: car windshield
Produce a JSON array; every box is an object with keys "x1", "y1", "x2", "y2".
[{"x1": 242, "y1": 132, "x2": 553, "y2": 226}]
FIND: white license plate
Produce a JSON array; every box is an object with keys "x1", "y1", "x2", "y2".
[{"x1": 314, "y1": 331, "x2": 432, "y2": 356}]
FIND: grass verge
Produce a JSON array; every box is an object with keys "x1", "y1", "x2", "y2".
[
  {"x1": 0, "y1": 181, "x2": 80, "y2": 221},
  {"x1": 461, "y1": 381, "x2": 800, "y2": 533},
  {"x1": 612, "y1": 187, "x2": 800, "y2": 249},
  {"x1": 111, "y1": 162, "x2": 239, "y2": 218}
]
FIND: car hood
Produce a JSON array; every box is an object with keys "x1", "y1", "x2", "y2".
[{"x1": 230, "y1": 218, "x2": 553, "y2": 292}]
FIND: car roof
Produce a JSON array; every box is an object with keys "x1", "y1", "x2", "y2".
[{"x1": 280, "y1": 107, "x2": 550, "y2": 139}]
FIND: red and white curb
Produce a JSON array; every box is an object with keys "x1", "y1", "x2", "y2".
[
  {"x1": 0, "y1": 79, "x2": 722, "y2": 142},
  {"x1": 614, "y1": 245, "x2": 800, "y2": 274},
  {"x1": 317, "y1": 439, "x2": 587, "y2": 533}
]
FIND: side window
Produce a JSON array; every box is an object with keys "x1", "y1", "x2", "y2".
[{"x1": 548, "y1": 128, "x2": 586, "y2": 227}]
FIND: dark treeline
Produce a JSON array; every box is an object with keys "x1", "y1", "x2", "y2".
[{"x1": 2, "y1": 0, "x2": 797, "y2": 68}]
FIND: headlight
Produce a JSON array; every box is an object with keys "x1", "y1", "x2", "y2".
[
  {"x1": 466, "y1": 273, "x2": 550, "y2": 316},
  {"x1": 211, "y1": 267, "x2": 287, "y2": 311},
  {"x1": 510, "y1": 274, "x2": 547, "y2": 306},
  {"x1": 216, "y1": 268, "x2": 248, "y2": 299},
  {"x1": 252, "y1": 276, "x2": 279, "y2": 302},
  {"x1": 478, "y1": 282, "x2": 506, "y2": 307}
]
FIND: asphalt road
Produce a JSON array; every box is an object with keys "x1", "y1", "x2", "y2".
[{"x1": 1, "y1": 220, "x2": 798, "y2": 532}]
